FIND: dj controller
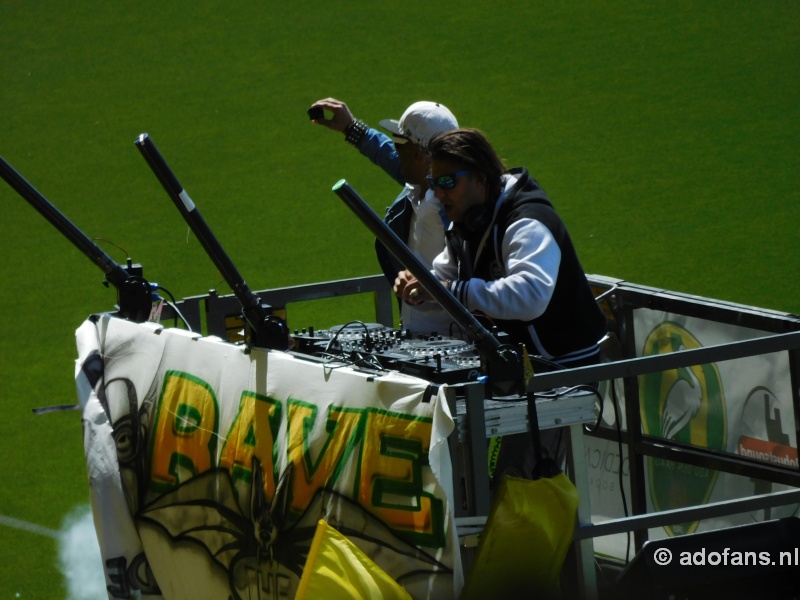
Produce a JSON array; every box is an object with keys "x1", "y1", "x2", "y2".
[{"x1": 290, "y1": 323, "x2": 484, "y2": 384}]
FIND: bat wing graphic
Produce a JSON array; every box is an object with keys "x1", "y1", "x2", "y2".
[
  {"x1": 292, "y1": 486, "x2": 453, "y2": 587},
  {"x1": 138, "y1": 466, "x2": 299, "y2": 599},
  {"x1": 137, "y1": 468, "x2": 257, "y2": 573},
  {"x1": 137, "y1": 463, "x2": 453, "y2": 598}
]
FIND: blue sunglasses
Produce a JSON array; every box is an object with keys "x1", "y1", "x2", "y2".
[{"x1": 426, "y1": 169, "x2": 472, "y2": 191}]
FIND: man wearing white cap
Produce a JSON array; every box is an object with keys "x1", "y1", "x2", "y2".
[{"x1": 310, "y1": 98, "x2": 459, "y2": 335}]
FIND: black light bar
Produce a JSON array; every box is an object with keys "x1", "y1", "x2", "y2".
[
  {"x1": 0, "y1": 155, "x2": 152, "y2": 322},
  {"x1": 134, "y1": 133, "x2": 289, "y2": 350}
]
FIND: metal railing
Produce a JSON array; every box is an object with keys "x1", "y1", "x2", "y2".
[{"x1": 160, "y1": 273, "x2": 800, "y2": 598}]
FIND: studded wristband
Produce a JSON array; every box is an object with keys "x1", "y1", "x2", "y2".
[{"x1": 344, "y1": 119, "x2": 368, "y2": 147}]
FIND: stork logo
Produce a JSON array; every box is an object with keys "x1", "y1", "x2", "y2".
[{"x1": 639, "y1": 322, "x2": 727, "y2": 536}]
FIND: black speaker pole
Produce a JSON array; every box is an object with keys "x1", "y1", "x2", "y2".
[
  {"x1": 332, "y1": 178, "x2": 523, "y2": 395},
  {"x1": 0, "y1": 155, "x2": 152, "y2": 322},
  {"x1": 134, "y1": 133, "x2": 288, "y2": 350}
]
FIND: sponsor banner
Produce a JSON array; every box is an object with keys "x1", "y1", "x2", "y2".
[
  {"x1": 583, "y1": 436, "x2": 632, "y2": 560},
  {"x1": 75, "y1": 315, "x2": 461, "y2": 600},
  {"x1": 588, "y1": 310, "x2": 798, "y2": 557},
  {"x1": 738, "y1": 434, "x2": 798, "y2": 469}
]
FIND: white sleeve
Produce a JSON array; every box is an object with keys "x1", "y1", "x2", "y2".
[
  {"x1": 431, "y1": 240, "x2": 459, "y2": 282},
  {"x1": 461, "y1": 218, "x2": 561, "y2": 321}
]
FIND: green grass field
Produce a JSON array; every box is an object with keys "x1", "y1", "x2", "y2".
[{"x1": 1, "y1": 2, "x2": 798, "y2": 597}]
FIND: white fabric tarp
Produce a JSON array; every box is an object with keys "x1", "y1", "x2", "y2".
[{"x1": 75, "y1": 315, "x2": 461, "y2": 599}]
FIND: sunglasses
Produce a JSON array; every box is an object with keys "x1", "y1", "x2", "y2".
[{"x1": 426, "y1": 169, "x2": 472, "y2": 191}]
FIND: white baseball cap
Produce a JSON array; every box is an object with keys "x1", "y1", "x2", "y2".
[{"x1": 379, "y1": 101, "x2": 458, "y2": 146}]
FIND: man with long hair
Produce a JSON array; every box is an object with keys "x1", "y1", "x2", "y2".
[{"x1": 395, "y1": 128, "x2": 607, "y2": 478}]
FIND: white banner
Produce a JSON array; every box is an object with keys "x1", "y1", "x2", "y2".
[
  {"x1": 76, "y1": 315, "x2": 461, "y2": 599},
  {"x1": 588, "y1": 309, "x2": 798, "y2": 558}
]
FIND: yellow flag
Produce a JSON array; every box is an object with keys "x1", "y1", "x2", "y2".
[{"x1": 295, "y1": 520, "x2": 412, "y2": 600}]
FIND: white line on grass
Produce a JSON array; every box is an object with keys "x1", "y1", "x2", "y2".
[{"x1": 0, "y1": 513, "x2": 59, "y2": 538}]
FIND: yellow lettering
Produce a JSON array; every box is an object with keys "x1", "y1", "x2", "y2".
[
  {"x1": 149, "y1": 371, "x2": 219, "y2": 492},
  {"x1": 286, "y1": 401, "x2": 364, "y2": 512},
  {"x1": 219, "y1": 391, "x2": 282, "y2": 504},
  {"x1": 360, "y1": 411, "x2": 444, "y2": 547}
]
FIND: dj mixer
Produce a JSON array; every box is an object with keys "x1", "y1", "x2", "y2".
[{"x1": 290, "y1": 322, "x2": 484, "y2": 384}]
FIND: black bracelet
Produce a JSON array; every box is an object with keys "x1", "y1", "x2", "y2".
[{"x1": 344, "y1": 119, "x2": 368, "y2": 147}]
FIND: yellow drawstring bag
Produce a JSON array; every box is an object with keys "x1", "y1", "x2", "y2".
[{"x1": 460, "y1": 392, "x2": 580, "y2": 600}]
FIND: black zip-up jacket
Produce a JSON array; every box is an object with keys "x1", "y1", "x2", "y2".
[{"x1": 439, "y1": 167, "x2": 607, "y2": 363}]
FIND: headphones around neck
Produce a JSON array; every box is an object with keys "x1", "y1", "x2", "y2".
[{"x1": 461, "y1": 201, "x2": 494, "y2": 234}]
